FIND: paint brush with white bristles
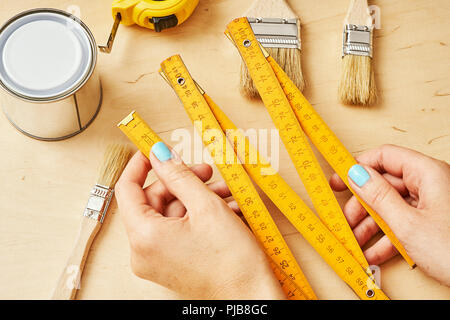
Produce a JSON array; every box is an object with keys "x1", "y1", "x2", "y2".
[
  {"x1": 338, "y1": 0, "x2": 377, "y2": 106},
  {"x1": 240, "y1": 0, "x2": 305, "y2": 99},
  {"x1": 52, "y1": 144, "x2": 131, "y2": 300}
]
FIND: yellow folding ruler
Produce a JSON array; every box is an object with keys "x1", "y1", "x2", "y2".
[
  {"x1": 225, "y1": 17, "x2": 415, "y2": 268},
  {"x1": 158, "y1": 56, "x2": 318, "y2": 300},
  {"x1": 158, "y1": 55, "x2": 388, "y2": 300},
  {"x1": 118, "y1": 109, "x2": 317, "y2": 300}
]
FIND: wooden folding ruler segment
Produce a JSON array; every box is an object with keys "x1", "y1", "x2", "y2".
[{"x1": 225, "y1": 17, "x2": 415, "y2": 268}]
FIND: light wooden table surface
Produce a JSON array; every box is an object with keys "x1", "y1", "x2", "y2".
[{"x1": 0, "y1": 0, "x2": 449, "y2": 300}]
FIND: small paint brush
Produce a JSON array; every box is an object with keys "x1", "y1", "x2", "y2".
[
  {"x1": 52, "y1": 144, "x2": 131, "y2": 300},
  {"x1": 338, "y1": 0, "x2": 377, "y2": 106}
]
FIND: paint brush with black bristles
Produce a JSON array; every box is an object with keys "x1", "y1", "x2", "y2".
[
  {"x1": 240, "y1": 0, "x2": 305, "y2": 99},
  {"x1": 338, "y1": 0, "x2": 377, "y2": 106},
  {"x1": 52, "y1": 144, "x2": 131, "y2": 300}
]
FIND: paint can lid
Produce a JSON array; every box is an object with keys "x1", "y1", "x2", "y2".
[{"x1": 0, "y1": 9, "x2": 97, "y2": 101}]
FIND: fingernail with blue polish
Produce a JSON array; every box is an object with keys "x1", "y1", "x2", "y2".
[
  {"x1": 151, "y1": 142, "x2": 172, "y2": 162},
  {"x1": 348, "y1": 164, "x2": 370, "y2": 187}
]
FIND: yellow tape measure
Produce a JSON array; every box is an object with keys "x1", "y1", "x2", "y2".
[
  {"x1": 112, "y1": 0, "x2": 199, "y2": 32},
  {"x1": 100, "y1": 0, "x2": 199, "y2": 53},
  {"x1": 225, "y1": 17, "x2": 415, "y2": 268},
  {"x1": 159, "y1": 55, "x2": 317, "y2": 300}
]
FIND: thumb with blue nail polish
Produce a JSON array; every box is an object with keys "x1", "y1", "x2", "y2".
[
  {"x1": 347, "y1": 163, "x2": 410, "y2": 229},
  {"x1": 151, "y1": 141, "x2": 173, "y2": 162},
  {"x1": 348, "y1": 164, "x2": 371, "y2": 187},
  {"x1": 149, "y1": 141, "x2": 218, "y2": 209}
]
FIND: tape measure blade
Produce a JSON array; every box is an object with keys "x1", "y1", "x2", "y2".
[
  {"x1": 203, "y1": 93, "x2": 389, "y2": 300},
  {"x1": 265, "y1": 55, "x2": 415, "y2": 268},
  {"x1": 226, "y1": 18, "x2": 369, "y2": 270},
  {"x1": 160, "y1": 55, "x2": 317, "y2": 300}
]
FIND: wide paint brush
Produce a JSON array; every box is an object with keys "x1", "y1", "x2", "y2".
[{"x1": 240, "y1": 0, "x2": 305, "y2": 99}]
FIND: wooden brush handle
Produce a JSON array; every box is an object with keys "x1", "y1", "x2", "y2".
[
  {"x1": 246, "y1": 0, "x2": 298, "y2": 19},
  {"x1": 52, "y1": 217, "x2": 101, "y2": 300},
  {"x1": 344, "y1": 0, "x2": 373, "y2": 26}
]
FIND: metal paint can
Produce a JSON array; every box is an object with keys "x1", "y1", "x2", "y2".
[{"x1": 0, "y1": 8, "x2": 102, "y2": 141}]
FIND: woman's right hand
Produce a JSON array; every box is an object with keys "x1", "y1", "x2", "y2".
[
  {"x1": 330, "y1": 144, "x2": 450, "y2": 286},
  {"x1": 115, "y1": 143, "x2": 285, "y2": 299}
]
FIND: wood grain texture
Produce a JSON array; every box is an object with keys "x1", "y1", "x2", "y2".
[
  {"x1": 0, "y1": 0, "x2": 449, "y2": 300},
  {"x1": 344, "y1": 0, "x2": 373, "y2": 26},
  {"x1": 245, "y1": 0, "x2": 297, "y2": 19},
  {"x1": 52, "y1": 217, "x2": 101, "y2": 300}
]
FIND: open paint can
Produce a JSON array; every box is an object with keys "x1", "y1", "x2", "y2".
[{"x1": 0, "y1": 8, "x2": 102, "y2": 141}]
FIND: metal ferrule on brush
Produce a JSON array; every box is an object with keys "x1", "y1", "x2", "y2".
[
  {"x1": 342, "y1": 24, "x2": 373, "y2": 58},
  {"x1": 248, "y1": 17, "x2": 301, "y2": 50},
  {"x1": 83, "y1": 184, "x2": 114, "y2": 223}
]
